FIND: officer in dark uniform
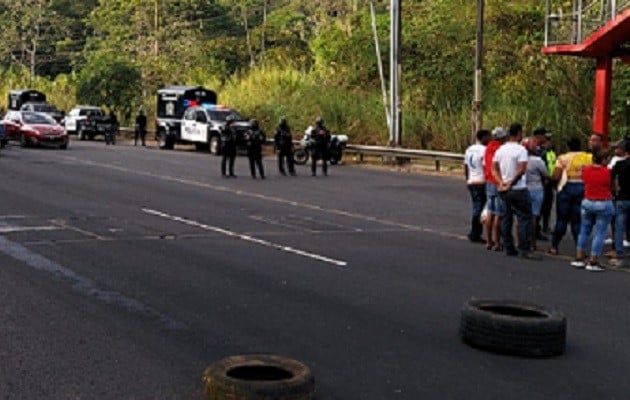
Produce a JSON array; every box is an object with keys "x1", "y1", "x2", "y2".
[
  {"x1": 274, "y1": 116, "x2": 296, "y2": 176},
  {"x1": 105, "y1": 110, "x2": 118, "y2": 145},
  {"x1": 311, "y1": 116, "x2": 331, "y2": 176},
  {"x1": 135, "y1": 109, "x2": 147, "y2": 146},
  {"x1": 221, "y1": 115, "x2": 238, "y2": 178},
  {"x1": 245, "y1": 119, "x2": 266, "y2": 179}
]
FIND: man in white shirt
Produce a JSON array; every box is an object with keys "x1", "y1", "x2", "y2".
[
  {"x1": 492, "y1": 123, "x2": 540, "y2": 260},
  {"x1": 464, "y1": 129, "x2": 491, "y2": 243}
]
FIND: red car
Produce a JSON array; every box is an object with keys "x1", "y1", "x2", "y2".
[{"x1": 3, "y1": 110, "x2": 68, "y2": 149}]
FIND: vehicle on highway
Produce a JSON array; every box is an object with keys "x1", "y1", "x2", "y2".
[
  {"x1": 155, "y1": 85, "x2": 217, "y2": 150},
  {"x1": 20, "y1": 102, "x2": 64, "y2": 122},
  {"x1": 181, "y1": 104, "x2": 251, "y2": 154},
  {"x1": 2, "y1": 111, "x2": 68, "y2": 149},
  {"x1": 8, "y1": 89, "x2": 47, "y2": 111},
  {"x1": 293, "y1": 126, "x2": 348, "y2": 165},
  {"x1": 63, "y1": 106, "x2": 113, "y2": 140}
]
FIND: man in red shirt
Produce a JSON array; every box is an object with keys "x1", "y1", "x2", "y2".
[{"x1": 482, "y1": 127, "x2": 507, "y2": 250}]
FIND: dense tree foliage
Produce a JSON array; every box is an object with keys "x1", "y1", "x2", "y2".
[{"x1": 0, "y1": 0, "x2": 628, "y2": 150}]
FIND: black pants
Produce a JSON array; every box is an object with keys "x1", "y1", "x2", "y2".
[
  {"x1": 467, "y1": 184, "x2": 487, "y2": 240},
  {"x1": 278, "y1": 148, "x2": 295, "y2": 175},
  {"x1": 540, "y1": 181, "x2": 554, "y2": 231},
  {"x1": 248, "y1": 151, "x2": 264, "y2": 178},
  {"x1": 500, "y1": 189, "x2": 533, "y2": 254},
  {"x1": 221, "y1": 149, "x2": 236, "y2": 176},
  {"x1": 134, "y1": 128, "x2": 146, "y2": 146},
  {"x1": 311, "y1": 148, "x2": 329, "y2": 176}
]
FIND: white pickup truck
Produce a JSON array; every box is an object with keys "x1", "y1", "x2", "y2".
[{"x1": 180, "y1": 104, "x2": 251, "y2": 154}]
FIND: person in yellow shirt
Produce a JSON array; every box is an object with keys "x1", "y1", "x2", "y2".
[{"x1": 548, "y1": 137, "x2": 593, "y2": 255}]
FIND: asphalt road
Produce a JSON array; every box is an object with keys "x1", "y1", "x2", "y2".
[{"x1": 1, "y1": 139, "x2": 629, "y2": 399}]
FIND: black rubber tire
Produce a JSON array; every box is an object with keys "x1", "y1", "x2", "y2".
[
  {"x1": 157, "y1": 131, "x2": 168, "y2": 150},
  {"x1": 19, "y1": 133, "x2": 28, "y2": 148},
  {"x1": 202, "y1": 354, "x2": 315, "y2": 400},
  {"x1": 460, "y1": 299, "x2": 566, "y2": 357},
  {"x1": 77, "y1": 127, "x2": 85, "y2": 141},
  {"x1": 209, "y1": 134, "x2": 220, "y2": 155},
  {"x1": 329, "y1": 149, "x2": 341, "y2": 165},
  {"x1": 293, "y1": 149, "x2": 309, "y2": 165}
]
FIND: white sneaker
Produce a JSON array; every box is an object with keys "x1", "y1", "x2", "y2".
[
  {"x1": 586, "y1": 262, "x2": 606, "y2": 272},
  {"x1": 570, "y1": 259, "x2": 586, "y2": 268},
  {"x1": 624, "y1": 240, "x2": 630, "y2": 248},
  {"x1": 604, "y1": 238, "x2": 613, "y2": 245}
]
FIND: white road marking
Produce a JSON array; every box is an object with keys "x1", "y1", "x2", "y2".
[
  {"x1": 142, "y1": 208, "x2": 348, "y2": 267},
  {"x1": 0, "y1": 235, "x2": 187, "y2": 331},
  {"x1": 0, "y1": 225, "x2": 60, "y2": 233},
  {"x1": 60, "y1": 155, "x2": 464, "y2": 241}
]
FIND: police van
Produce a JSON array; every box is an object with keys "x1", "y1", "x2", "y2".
[
  {"x1": 181, "y1": 104, "x2": 251, "y2": 154},
  {"x1": 155, "y1": 85, "x2": 217, "y2": 150}
]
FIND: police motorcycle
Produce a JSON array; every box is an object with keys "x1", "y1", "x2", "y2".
[{"x1": 293, "y1": 125, "x2": 348, "y2": 165}]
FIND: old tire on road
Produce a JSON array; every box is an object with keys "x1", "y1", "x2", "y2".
[
  {"x1": 202, "y1": 354, "x2": 315, "y2": 400},
  {"x1": 460, "y1": 299, "x2": 566, "y2": 357}
]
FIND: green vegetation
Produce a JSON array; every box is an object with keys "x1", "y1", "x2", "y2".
[{"x1": 0, "y1": 0, "x2": 628, "y2": 151}]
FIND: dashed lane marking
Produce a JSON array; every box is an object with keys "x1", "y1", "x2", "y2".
[
  {"x1": 60, "y1": 155, "x2": 461, "y2": 239},
  {"x1": 142, "y1": 208, "x2": 348, "y2": 267}
]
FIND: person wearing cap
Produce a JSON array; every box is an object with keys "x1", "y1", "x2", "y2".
[
  {"x1": 492, "y1": 123, "x2": 540, "y2": 260},
  {"x1": 533, "y1": 127, "x2": 556, "y2": 236},
  {"x1": 244, "y1": 119, "x2": 266, "y2": 179},
  {"x1": 483, "y1": 126, "x2": 508, "y2": 250},
  {"x1": 464, "y1": 129, "x2": 491, "y2": 243},
  {"x1": 523, "y1": 137, "x2": 549, "y2": 251}
]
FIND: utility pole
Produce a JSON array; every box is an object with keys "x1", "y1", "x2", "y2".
[
  {"x1": 154, "y1": 0, "x2": 159, "y2": 57},
  {"x1": 390, "y1": 0, "x2": 402, "y2": 146},
  {"x1": 371, "y1": 0, "x2": 390, "y2": 130},
  {"x1": 472, "y1": 0, "x2": 484, "y2": 142}
]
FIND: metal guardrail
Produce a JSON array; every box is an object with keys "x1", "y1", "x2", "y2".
[
  {"x1": 117, "y1": 127, "x2": 464, "y2": 171},
  {"x1": 345, "y1": 144, "x2": 464, "y2": 171}
]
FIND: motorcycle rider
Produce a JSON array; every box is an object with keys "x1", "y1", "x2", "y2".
[
  {"x1": 311, "y1": 116, "x2": 331, "y2": 176},
  {"x1": 274, "y1": 116, "x2": 296, "y2": 176},
  {"x1": 221, "y1": 115, "x2": 238, "y2": 178},
  {"x1": 245, "y1": 119, "x2": 266, "y2": 179}
]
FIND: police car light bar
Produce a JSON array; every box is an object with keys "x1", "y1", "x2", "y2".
[{"x1": 200, "y1": 103, "x2": 227, "y2": 110}]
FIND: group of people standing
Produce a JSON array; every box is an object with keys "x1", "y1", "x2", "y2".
[
  {"x1": 465, "y1": 122, "x2": 630, "y2": 271},
  {"x1": 220, "y1": 116, "x2": 333, "y2": 179}
]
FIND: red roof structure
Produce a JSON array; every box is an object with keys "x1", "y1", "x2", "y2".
[{"x1": 542, "y1": 0, "x2": 630, "y2": 144}]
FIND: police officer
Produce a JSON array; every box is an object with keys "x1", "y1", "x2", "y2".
[
  {"x1": 135, "y1": 108, "x2": 147, "y2": 146},
  {"x1": 221, "y1": 115, "x2": 238, "y2": 178},
  {"x1": 245, "y1": 119, "x2": 266, "y2": 179},
  {"x1": 274, "y1": 116, "x2": 296, "y2": 176},
  {"x1": 105, "y1": 110, "x2": 118, "y2": 145},
  {"x1": 311, "y1": 116, "x2": 331, "y2": 176}
]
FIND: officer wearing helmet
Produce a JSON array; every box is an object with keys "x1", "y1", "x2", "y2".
[
  {"x1": 245, "y1": 118, "x2": 266, "y2": 179},
  {"x1": 221, "y1": 114, "x2": 238, "y2": 177},
  {"x1": 311, "y1": 116, "x2": 331, "y2": 176},
  {"x1": 274, "y1": 116, "x2": 296, "y2": 176}
]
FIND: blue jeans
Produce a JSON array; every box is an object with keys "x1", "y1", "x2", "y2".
[
  {"x1": 615, "y1": 200, "x2": 630, "y2": 258},
  {"x1": 577, "y1": 199, "x2": 614, "y2": 257},
  {"x1": 499, "y1": 189, "x2": 533, "y2": 254},
  {"x1": 485, "y1": 183, "x2": 505, "y2": 216},
  {"x1": 468, "y1": 184, "x2": 487, "y2": 240},
  {"x1": 529, "y1": 188, "x2": 544, "y2": 216},
  {"x1": 552, "y1": 182, "x2": 584, "y2": 248}
]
